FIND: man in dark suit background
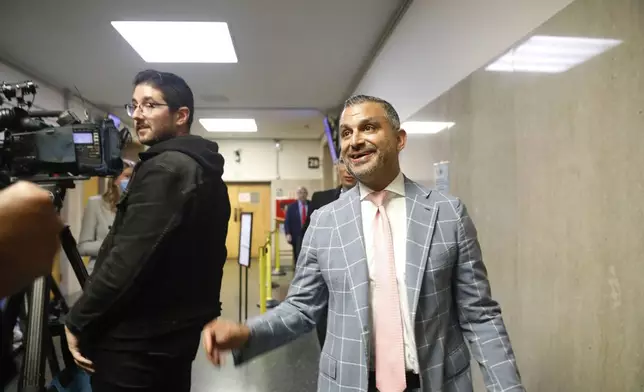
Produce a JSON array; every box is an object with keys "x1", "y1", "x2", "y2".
[
  {"x1": 284, "y1": 186, "x2": 309, "y2": 265},
  {"x1": 302, "y1": 160, "x2": 356, "y2": 235},
  {"x1": 301, "y1": 160, "x2": 356, "y2": 347}
]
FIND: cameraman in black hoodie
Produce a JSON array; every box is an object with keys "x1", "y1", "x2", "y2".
[{"x1": 64, "y1": 70, "x2": 231, "y2": 392}]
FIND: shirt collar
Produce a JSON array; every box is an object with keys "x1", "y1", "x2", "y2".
[{"x1": 359, "y1": 171, "x2": 405, "y2": 201}]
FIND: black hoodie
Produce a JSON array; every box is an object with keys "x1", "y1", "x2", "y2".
[
  {"x1": 67, "y1": 135, "x2": 231, "y2": 356},
  {"x1": 139, "y1": 134, "x2": 225, "y2": 177}
]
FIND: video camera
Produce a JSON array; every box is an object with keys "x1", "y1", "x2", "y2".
[
  {"x1": 0, "y1": 80, "x2": 130, "y2": 187},
  {"x1": 0, "y1": 81, "x2": 131, "y2": 390}
]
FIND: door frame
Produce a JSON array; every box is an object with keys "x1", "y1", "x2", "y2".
[
  {"x1": 225, "y1": 181, "x2": 272, "y2": 260},
  {"x1": 225, "y1": 181, "x2": 271, "y2": 223},
  {"x1": 225, "y1": 181, "x2": 272, "y2": 229}
]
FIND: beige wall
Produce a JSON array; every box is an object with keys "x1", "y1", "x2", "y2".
[{"x1": 408, "y1": 0, "x2": 644, "y2": 390}]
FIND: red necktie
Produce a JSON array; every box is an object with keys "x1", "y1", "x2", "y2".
[{"x1": 301, "y1": 203, "x2": 306, "y2": 226}]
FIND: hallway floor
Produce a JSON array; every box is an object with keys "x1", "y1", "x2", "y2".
[
  {"x1": 5, "y1": 259, "x2": 320, "y2": 392},
  {"x1": 190, "y1": 259, "x2": 320, "y2": 392}
]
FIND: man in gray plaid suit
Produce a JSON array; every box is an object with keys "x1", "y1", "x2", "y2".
[{"x1": 203, "y1": 95, "x2": 524, "y2": 392}]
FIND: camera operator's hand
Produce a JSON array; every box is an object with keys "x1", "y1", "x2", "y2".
[{"x1": 0, "y1": 181, "x2": 63, "y2": 297}]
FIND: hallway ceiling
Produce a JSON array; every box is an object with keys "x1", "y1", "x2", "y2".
[{"x1": 0, "y1": 0, "x2": 406, "y2": 139}]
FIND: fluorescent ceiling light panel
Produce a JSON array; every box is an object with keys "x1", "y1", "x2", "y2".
[
  {"x1": 111, "y1": 21, "x2": 237, "y2": 63},
  {"x1": 199, "y1": 118, "x2": 257, "y2": 132},
  {"x1": 486, "y1": 35, "x2": 622, "y2": 74},
  {"x1": 402, "y1": 121, "x2": 455, "y2": 134}
]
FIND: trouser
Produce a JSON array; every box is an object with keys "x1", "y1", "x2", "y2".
[
  {"x1": 89, "y1": 349, "x2": 193, "y2": 392},
  {"x1": 292, "y1": 239, "x2": 302, "y2": 267}
]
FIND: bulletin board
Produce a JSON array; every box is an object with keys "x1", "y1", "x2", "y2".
[{"x1": 275, "y1": 198, "x2": 296, "y2": 220}]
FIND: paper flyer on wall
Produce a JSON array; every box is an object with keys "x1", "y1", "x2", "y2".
[{"x1": 433, "y1": 161, "x2": 450, "y2": 193}]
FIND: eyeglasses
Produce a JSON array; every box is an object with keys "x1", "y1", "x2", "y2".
[{"x1": 124, "y1": 102, "x2": 168, "y2": 117}]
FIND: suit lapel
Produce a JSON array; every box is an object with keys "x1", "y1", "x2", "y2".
[
  {"x1": 333, "y1": 186, "x2": 370, "y2": 332},
  {"x1": 333, "y1": 187, "x2": 342, "y2": 201},
  {"x1": 404, "y1": 178, "x2": 438, "y2": 322}
]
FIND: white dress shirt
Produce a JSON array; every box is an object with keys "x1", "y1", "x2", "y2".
[{"x1": 359, "y1": 171, "x2": 420, "y2": 373}]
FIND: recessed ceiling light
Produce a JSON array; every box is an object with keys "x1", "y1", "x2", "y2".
[
  {"x1": 486, "y1": 35, "x2": 622, "y2": 74},
  {"x1": 111, "y1": 21, "x2": 237, "y2": 63},
  {"x1": 402, "y1": 121, "x2": 455, "y2": 134},
  {"x1": 199, "y1": 118, "x2": 257, "y2": 132}
]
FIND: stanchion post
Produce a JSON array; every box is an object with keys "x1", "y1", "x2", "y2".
[
  {"x1": 238, "y1": 262, "x2": 242, "y2": 323},
  {"x1": 274, "y1": 230, "x2": 281, "y2": 270},
  {"x1": 265, "y1": 242, "x2": 273, "y2": 303},
  {"x1": 272, "y1": 226, "x2": 286, "y2": 276},
  {"x1": 268, "y1": 232, "x2": 281, "y2": 288},
  {"x1": 266, "y1": 241, "x2": 280, "y2": 308},
  {"x1": 258, "y1": 246, "x2": 267, "y2": 314},
  {"x1": 244, "y1": 265, "x2": 249, "y2": 321}
]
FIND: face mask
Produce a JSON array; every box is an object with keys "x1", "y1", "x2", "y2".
[{"x1": 119, "y1": 178, "x2": 130, "y2": 192}]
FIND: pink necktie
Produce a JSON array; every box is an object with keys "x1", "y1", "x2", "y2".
[{"x1": 367, "y1": 190, "x2": 406, "y2": 392}]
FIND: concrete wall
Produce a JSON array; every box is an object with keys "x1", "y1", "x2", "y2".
[{"x1": 407, "y1": 0, "x2": 644, "y2": 390}]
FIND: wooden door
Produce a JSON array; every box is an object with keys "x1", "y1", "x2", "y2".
[
  {"x1": 225, "y1": 185, "x2": 240, "y2": 260},
  {"x1": 225, "y1": 183, "x2": 271, "y2": 261}
]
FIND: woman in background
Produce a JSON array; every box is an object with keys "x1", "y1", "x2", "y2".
[{"x1": 78, "y1": 163, "x2": 134, "y2": 275}]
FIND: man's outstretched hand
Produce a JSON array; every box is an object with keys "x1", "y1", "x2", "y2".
[{"x1": 202, "y1": 318, "x2": 251, "y2": 366}]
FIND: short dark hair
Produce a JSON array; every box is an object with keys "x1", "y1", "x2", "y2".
[
  {"x1": 343, "y1": 94, "x2": 401, "y2": 130},
  {"x1": 133, "y1": 69, "x2": 195, "y2": 128}
]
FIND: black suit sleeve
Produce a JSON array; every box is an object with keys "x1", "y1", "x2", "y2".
[
  {"x1": 66, "y1": 160, "x2": 189, "y2": 337},
  {"x1": 284, "y1": 203, "x2": 294, "y2": 236}
]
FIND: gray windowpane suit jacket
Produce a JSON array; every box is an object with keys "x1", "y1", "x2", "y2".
[{"x1": 233, "y1": 177, "x2": 524, "y2": 392}]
